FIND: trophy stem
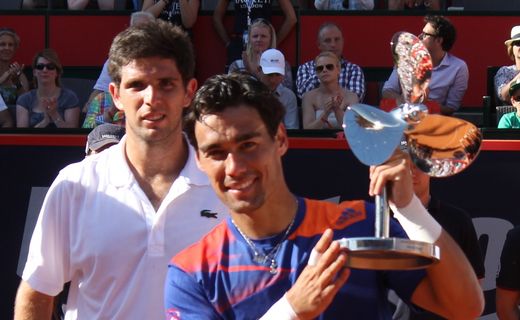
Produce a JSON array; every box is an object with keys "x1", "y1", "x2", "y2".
[{"x1": 375, "y1": 188, "x2": 390, "y2": 239}]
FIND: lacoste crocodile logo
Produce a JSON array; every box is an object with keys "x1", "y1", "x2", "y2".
[{"x1": 200, "y1": 209, "x2": 218, "y2": 219}]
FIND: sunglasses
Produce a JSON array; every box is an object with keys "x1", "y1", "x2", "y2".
[
  {"x1": 418, "y1": 32, "x2": 437, "y2": 40},
  {"x1": 35, "y1": 63, "x2": 57, "y2": 71},
  {"x1": 512, "y1": 41, "x2": 520, "y2": 47},
  {"x1": 315, "y1": 64, "x2": 335, "y2": 73},
  {"x1": 513, "y1": 95, "x2": 520, "y2": 102}
]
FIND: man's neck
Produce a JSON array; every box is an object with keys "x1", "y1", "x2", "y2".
[
  {"x1": 231, "y1": 189, "x2": 297, "y2": 239},
  {"x1": 430, "y1": 50, "x2": 446, "y2": 67},
  {"x1": 125, "y1": 133, "x2": 188, "y2": 210},
  {"x1": 127, "y1": 133, "x2": 187, "y2": 173}
]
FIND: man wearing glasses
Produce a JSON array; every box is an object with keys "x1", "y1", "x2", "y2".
[
  {"x1": 296, "y1": 22, "x2": 365, "y2": 101},
  {"x1": 382, "y1": 15, "x2": 468, "y2": 116}
]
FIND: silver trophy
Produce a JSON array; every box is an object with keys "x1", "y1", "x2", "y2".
[{"x1": 339, "y1": 32, "x2": 482, "y2": 270}]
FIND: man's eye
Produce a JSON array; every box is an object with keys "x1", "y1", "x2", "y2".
[
  {"x1": 241, "y1": 142, "x2": 256, "y2": 150},
  {"x1": 206, "y1": 150, "x2": 227, "y2": 160},
  {"x1": 127, "y1": 82, "x2": 145, "y2": 90},
  {"x1": 160, "y1": 80, "x2": 175, "y2": 89}
]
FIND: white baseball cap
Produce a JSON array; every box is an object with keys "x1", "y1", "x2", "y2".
[{"x1": 260, "y1": 49, "x2": 285, "y2": 75}]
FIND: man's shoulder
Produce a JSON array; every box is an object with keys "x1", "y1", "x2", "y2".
[
  {"x1": 444, "y1": 53, "x2": 468, "y2": 69},
  {"x1": 340, "y1": 58, "x2": 362, "y2": 70},
  {"x1": 58, "y1": 144, "x2": 121, "y2": 182},
  {"x1": 277, "y1": 85, "x2": 296, "y2": 97},
  {"x1": 297, "y1": 60, "x2": 314, "y2": 72},
  {"x1": 303, "y1": 198, "x2": 369, "y2": 230}
]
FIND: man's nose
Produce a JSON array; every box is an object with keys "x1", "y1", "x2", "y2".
[
  {"x1": 225, "y1": 152, "x2": 247, "y2": 177},
  {"x1": 143, "y1": 85, "x2": 160, "y2": 104}
]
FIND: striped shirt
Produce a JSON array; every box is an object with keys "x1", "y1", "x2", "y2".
[{"x1": 165, "y1": 197, "x2": 425, "y2": 319}]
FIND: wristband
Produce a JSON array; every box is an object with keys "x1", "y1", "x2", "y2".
[
  {"x1": 389, "y1": 195, "x2": 442, "y2": 243},
  {"x1": 260, "y1": 294, "x2": 299, "y2": 320}
]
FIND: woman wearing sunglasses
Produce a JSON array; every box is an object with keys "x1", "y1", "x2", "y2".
[
  {"x1": 302, "y1": 51, "x2": 358, "y2": 129},
  {"x1": 228, "y1": 19, "x2": 293, "y2": 90},
  {"x1": 16, "y1": 49, "x2": 79, "y2": 128}
]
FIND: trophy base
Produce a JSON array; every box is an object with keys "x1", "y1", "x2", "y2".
[{"x1": 338, "y1": 237, "x2": 440, "y2": 270}]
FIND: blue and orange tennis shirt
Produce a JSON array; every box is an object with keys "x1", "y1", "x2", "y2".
[{"x1": 165, "y1": 196, "x2": 425, "y2": 319}]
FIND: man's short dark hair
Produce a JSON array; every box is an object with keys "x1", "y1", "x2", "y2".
[
  {"x1": 184, "y1": 73, "x2": 285, "y2": 149},
  {"x1": 108, "y1": 20, "x2": 195, "y2": 86},
  {"x1": 424, "y1": 15, "x2": 456, "y2": 52}
]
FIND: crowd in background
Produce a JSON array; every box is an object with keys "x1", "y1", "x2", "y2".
[
  {"x1": 18, "y1": 0, "x2": 451, "y2": 11},
  {"x1": 4, "y1": 0, "x2": 519, "y2": 129}
]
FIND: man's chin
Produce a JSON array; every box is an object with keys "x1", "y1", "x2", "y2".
[{"x1": 225, "y1": 197, "x2": 263, "y2": 214}]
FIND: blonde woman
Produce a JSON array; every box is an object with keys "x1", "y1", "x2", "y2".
[
  {"x1": 16, "y1": 49, "x2": 79, "y2": 128},
  {"x1": 228, "y1": 18, "x2": 293, "y2": 90},
  {"x1": 302, "y1": 51, "x2": 358, "y2": 129},
  {"x1": 0, "y1": 28, "x2": 29, "y2": 108}
]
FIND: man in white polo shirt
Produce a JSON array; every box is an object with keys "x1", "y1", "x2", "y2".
[
  {"x1": 258, "y1": 48, "x2": 299, "y2": 129},
  {"x1": 14, "y1": 20, "x2": 227, "y2": 320}
]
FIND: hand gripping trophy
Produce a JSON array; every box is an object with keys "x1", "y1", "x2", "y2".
[{"x1": 339, "y1": 32, "x2": 482, "y2": 270}]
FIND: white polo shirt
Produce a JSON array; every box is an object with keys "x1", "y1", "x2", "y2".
[{"x1": 22, "y1": 136, "x2": 228, "y2": 319}]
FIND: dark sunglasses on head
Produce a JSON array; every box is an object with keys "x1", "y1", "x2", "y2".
[
  {"x1": 35, "y1": 63, "x2": 57, "y2": 71},
  {"x1": 315, "y1": 64, "x2": 335, "y2": 73}
]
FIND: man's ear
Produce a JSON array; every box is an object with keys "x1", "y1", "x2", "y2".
[
  {"x1": 108, "y1": 82, "x2": 124, "y2": 111},
  {"x1": 183, "y1": 78, "x2": 198, "y2": 109},
  {"x1": 436, "y1": 36, "x2": 444, "y2": 48},
  {"x1": 275, "y1": 123, "x2": 289, "y2": 156}
]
